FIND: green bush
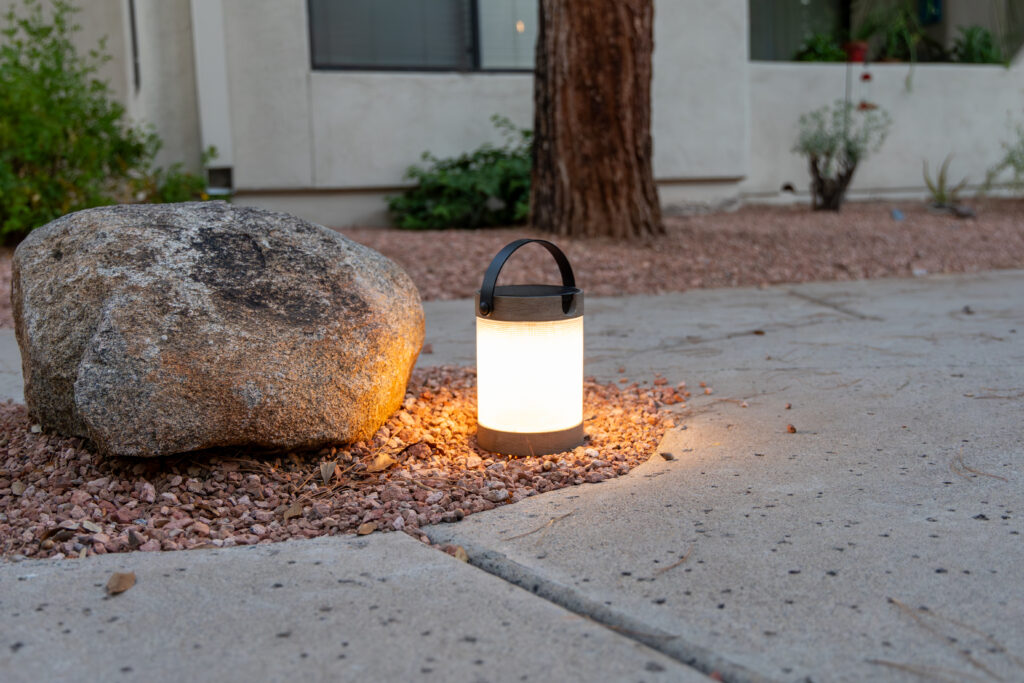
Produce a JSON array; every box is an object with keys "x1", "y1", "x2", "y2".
[
  {"x1": 793, "y1": 33, "x2": 847, "y2": 62},
  {"x1": 132, "y1": 146, "x2": 220, "y2": 204},
  {"x1": 952, "y1": 26, "x2": 1004, "y2": 64},
  {"x1": 0, "y1": 0, "x2": 214, "y2": 244},
  {"x1": 0, "y1": 0, "x2": 155, "y2": 241},
  {"x1": 793, "y1": 100, "x2": 891, "y2": 211},
  {"x1": 982, "y1": 122, "x2": 1024, "y2": 194},
  {"x1": 388, "y1": 115, "x2": 531, "y2": 230}
]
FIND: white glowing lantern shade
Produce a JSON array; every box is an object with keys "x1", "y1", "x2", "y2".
[{"x1": 476, "y1": 239, "x2": 584, "y2": 456}]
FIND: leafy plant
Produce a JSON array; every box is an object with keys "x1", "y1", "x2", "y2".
[
  {"x1": 793, "y1": 100, "x2": 892, "y2": 211},
  {"x1": 982, "y1": 122, "x2": 1024, "y2": 194},
  {"x1": 793, "y1": 32, "x2": 847, "y2": 62},
  {"x1": 388, "y1": 115, "x2": 531, "y2": 230},
  {"x1": 952, "y1": 25, "x2": 1004, "y2": 64},
  {"x1": 132, "y1": 146, "x2": 220, "y2": 203},
  {"x1": 923, "y1": 155, "x2": 968, "y2": 206},
  {"x1": 853, "y1": 1, "x2": 946, "y2": 89},
  {"x1": 0, "y1": 0, "x2": 157, "y2": 242}
]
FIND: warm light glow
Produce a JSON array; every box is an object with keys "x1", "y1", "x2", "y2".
[
  {"x1": 515, "y1": 19, "x2": 525, "y2": 33},
  {"x1": 477, "y1": 316, "x2": 583, "y2": 434}
]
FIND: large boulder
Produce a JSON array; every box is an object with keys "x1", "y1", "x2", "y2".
[{"x1": 12, "y1": 202, "x2": 424, "y2": 457}]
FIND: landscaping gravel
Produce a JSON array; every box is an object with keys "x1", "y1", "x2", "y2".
[
  {"x1": 0, "y1": 366, "x2": 685, "y2": 560},
  {"x1": 2, "y1": 200, "x2": 1022, "y2": 328},
  {"x1": 342, "y1": 200, "x2": 1024, "y2": 300}
]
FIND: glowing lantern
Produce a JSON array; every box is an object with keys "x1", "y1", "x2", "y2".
[{"x1": 476, "y1": 239, "x2": 584, "y2": 456}]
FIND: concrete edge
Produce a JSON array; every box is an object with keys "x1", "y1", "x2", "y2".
[{"x1": 422, "y1": 531, "x2": 774, "y2": 683}]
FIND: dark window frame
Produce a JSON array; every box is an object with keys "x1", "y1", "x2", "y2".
[{"x1": 306, "y1": 0, "x2": 534, "y2": 74}]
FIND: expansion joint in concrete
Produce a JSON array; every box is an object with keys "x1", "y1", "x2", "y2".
[
  {"x1": 426, "y1": 535, "x2": 776, "y2": 683},
  {"x1": 785, "y1": 290, "x2": 884, "y2": 321}
]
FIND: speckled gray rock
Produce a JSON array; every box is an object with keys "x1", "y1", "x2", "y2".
[{"x1": 11, "y1": 202, "x2": 424, "y2": 457}]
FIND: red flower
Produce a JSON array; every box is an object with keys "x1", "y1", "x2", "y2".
[{"x1": 861, "y1": 72, "x2": 872, "y2": 82}]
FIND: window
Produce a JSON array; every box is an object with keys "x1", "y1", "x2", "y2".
[
  {"x1": 308, "y1": 0, "x2": 537, "y2": 71},
  {"x1": 749, "y1": 0, "x2": 848, "y2": 61}
]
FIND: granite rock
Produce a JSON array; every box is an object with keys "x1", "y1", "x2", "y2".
[{"x1": 12, "y1": 202, "x2": 423, "y2": 456}]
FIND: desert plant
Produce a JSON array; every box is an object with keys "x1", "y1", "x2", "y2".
[
  {"x1": 0, "y1": 0, "x2": 157, "y2": 242},
  {"x1": 982, "y1": 122, "x2": 1024, "y2": 194},
  {"x1": 923, "y1": 155, "x2": 968, "y2": 206},
  {"x1": 388, "y1": 115, "x2": 531, "y2": 230},
  {"x1": 793, "y1": 32, "x2": 847, "y2": 62},
  {"x1": 794, "y1": 100, "x2": 892, "y2": 211},
  {"x1": 952, "y1": 25, "x2": 1004, "y2": 64}
]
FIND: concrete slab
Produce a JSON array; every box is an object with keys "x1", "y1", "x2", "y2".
[
  {"x1": 0, "y1": 533, "x2": 706, "y2": 683},
  {"x1": 425, "y1": 270, "x2": 1024, "y2": 682}
]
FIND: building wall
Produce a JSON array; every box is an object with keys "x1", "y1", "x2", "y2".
[
  {"x1": 743, "y1": 59, "x2": 1024, "y2": 200},
  {"x1": 225, "y1": 0, "x2": 750, "y2": 225},
  {"x1": 129, "y1": 0, "x2": 201, "y2": 172}
]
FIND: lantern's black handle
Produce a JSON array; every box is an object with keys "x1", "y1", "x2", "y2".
[{"x1": 479, "y1": 239, "x2": 576, "y2": 316}]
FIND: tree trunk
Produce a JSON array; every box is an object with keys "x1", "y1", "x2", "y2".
[
  {"x1": 531, "y1": 0, "x2": 663, "y2": 239},
  {"x1": 809, "y1": 157, "x2": 857, "y2": 211}
]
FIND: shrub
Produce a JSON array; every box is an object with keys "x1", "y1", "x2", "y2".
[
  {"x1": 982, "y1": 122, "x2": 1024, "y2": 194},
  {"x1": 923, "y1": 155, "x2": 967, "y2": 207},
  {"x1": 793, "y1": 100, "x2": 891, "y2": 211},
  {"x1": 0, "y1": 0, "x2": 157, "y2": 242},
  {"x1": 0, "y1": 0, "x2": 214, "y2": 244},
  {"x1": 793, "y1": 33, "x2": 847, "y2": 62},
  {"x1": 388, "y1": 115, "x2": 531, "y2": 230},
  {"x1": 952, "y1": 26, "x2": 1004, "y2": 64},
  {"x1": 132, "y1": 146, "x2": 220, "y2": 204}
]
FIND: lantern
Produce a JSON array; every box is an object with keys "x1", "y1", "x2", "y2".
[{"x1": 475, "y1": 239, "x2": 584, "y2": 456}]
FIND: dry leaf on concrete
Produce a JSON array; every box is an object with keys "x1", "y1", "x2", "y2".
[{"x1": 106, "y1": 572, "x2": 136, "y2": 595}]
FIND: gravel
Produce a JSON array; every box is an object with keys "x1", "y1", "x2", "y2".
[
  {"x1": 2, "y1": 200, "x2": 1022, "y2": 328},
  {"x1": 340, "y1": 200, "x2": 1024, "y2": 300},
  {"x1": 0, "y1": 366, "x2": 688, "y2": 560}
]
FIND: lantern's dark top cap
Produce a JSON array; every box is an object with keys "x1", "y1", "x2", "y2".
[
  {"x1": 476, "y1": 285, "x2": 583, "y2": 322},
  {"x1": 477, "y1": 239, "x2": 583, "y2": 321}
]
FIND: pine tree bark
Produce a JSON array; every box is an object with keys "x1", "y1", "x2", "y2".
[{"x1": 531, "y1": 0, "x2": 663, "y2": 239}]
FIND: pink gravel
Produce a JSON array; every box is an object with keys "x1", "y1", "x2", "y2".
[
  {"x1": 341, "y1": 200, "x2": 1024, "y2": 300},
  {"x1": 0, "y1": 367, "x2": 686, "y2": 560},
  {"x1": 3, "y1": 200, "x2": 1023, "y2": 328}
]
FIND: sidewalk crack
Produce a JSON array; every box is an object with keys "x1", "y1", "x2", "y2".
[
  {"x1": 786, "y1": 290, "x2": 883, "y2": 322},
  {"x1": 427, "y1": 536, "x2": 777, "y2": 683}
]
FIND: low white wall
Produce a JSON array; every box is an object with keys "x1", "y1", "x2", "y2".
[{"x1": 744, "y1": 60, "x2": 1024, "y2": 199}]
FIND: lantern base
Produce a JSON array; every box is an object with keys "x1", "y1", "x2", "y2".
[{"x1": 476, "y1": 423, "x2": 585, "y2": 457}]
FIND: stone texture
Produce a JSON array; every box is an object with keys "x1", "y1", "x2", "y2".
[{"x1": 11, "y1": 202, "x2": 423, "y2": 456}]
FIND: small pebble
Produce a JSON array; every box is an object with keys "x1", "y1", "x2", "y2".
[{"x1": 787, "y1": 424, "x2": 797, "y2": 434}]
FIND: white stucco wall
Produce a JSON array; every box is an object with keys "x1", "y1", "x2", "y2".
[
  {"x1": 129, "y1": 0, "x2": 201, "y2": 172},
  {"x1": 744, "y1": 59, "x2": 1024, "y2": 199}
]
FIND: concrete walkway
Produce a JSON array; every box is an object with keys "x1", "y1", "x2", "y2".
[{"x1": 3, "y1": 270, "x2": 1023, "y2": 682}]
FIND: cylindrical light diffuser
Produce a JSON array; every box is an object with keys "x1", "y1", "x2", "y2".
[{"x1": 476, "y1": 239, "x2": 584, "y2": 456}]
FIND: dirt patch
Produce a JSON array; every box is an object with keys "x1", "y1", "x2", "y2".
[{"x1": 341, "y1": 200, "x2": 1024, "y2": 300}]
